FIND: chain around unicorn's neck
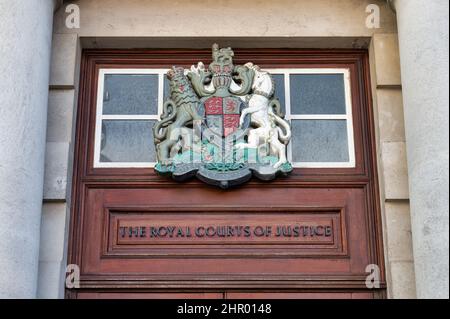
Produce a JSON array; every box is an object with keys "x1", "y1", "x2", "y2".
[{"x1": 252, "y1": 90, "x2": 272, "y2": 99}]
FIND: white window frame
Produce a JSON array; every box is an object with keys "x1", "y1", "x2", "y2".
[
  {"x1": 94, "y1": 69, "x2": 166, "y2": 168},
  {"x1": 266, "y1": 68, "x2": 355, "y2": 168},
  {"x1": 93, "y1": 68, "x2": 355, "y2": 169}
]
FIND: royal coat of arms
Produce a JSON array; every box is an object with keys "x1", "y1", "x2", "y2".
[{"x1": 153, "y1": 44, "x2": 292, "y2": 188}]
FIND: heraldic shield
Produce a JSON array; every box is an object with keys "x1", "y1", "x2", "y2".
[{"x1": 153, "y1": 44, "x2": 293, "y2": 188}]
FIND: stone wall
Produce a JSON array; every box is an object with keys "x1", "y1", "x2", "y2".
[
  {"x1": 0, "y1": 0, "x2": 56, "y2": 298},
  {"x1": 38, "y1": 33, "x2": 80, "y2": 299},
  {"x1": 393, "y1": 0, "x2": 449, "y2": 299},
  {"x1": 38, "y1": 0, "x2": 415, "y2": 298},
  {"x1": 369, "y1": 34, "x2": 415, "y2": 298}
]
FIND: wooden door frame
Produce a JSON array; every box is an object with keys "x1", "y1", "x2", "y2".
[{"x1": 67, "y1": 48, "x2": 385, "y2": 298}]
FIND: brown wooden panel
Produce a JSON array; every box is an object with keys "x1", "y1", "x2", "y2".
[
  {"x1": 78, "y1": 186, "x2": 367, "y2": 283},
  {"x1": 67, "y1": 49, "x2": 385, "y2": 299},
  {"x1": 113, "y1": 212, "x2": 336, "y2": 245},
  {"x1": 225, "y1": 292, "x2": 374, "y2": 299},
  {"x1": 107, "y1": 209, "x2": 343, "y2": 257},
  {"x1": 77, "y1": 292, "x2": 224, "y2": 299},
  {"x1": 74, "y1": 290, "x2": 375, "y2": 299}
]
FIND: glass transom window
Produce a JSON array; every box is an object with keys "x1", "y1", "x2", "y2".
[{"x1": 94, "y1": 68, "x2": 355, "y2": 168}]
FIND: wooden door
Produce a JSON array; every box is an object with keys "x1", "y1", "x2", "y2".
[{"x1": 67, "y1": 49, "x2": 385, "y2": 299}]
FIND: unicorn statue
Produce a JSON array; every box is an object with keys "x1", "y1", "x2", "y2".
[{"x1": 235, "y1": 63, "x2": 291, "y2": 169}]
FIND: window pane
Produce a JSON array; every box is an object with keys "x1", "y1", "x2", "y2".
[
  {"x1": 291, "y1": 120, "x2": 349, "y2": 162},
  {"x1": 272, "y1": 74, "x2": 286, "y2": 115},
  {"x1": 290, "y1": 74, "x2": 346, "y2": 115},
  {"x1": 103, "y1": 74, "x2": 158, "y2": 115},
  {"x1": 100, "y1": 120, "x2": 156, "y2": 163}
]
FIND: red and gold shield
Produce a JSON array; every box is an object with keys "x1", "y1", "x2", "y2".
[{"x1": 204, "y1": 96, "x2": 243, "y2": 137}]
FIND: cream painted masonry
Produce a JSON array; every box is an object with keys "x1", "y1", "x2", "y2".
[
  {"x1": 369, "y1": 33, "x2": 415, "y2": 299},
  {"x1": 52, "y1": 0, "x2": 397, "y2": 37},
  {"x1": 37, "y1": 0, "x2": 416, "y2": 298},
  {"x1": 393, "y1": 0, "x2": 449, "y2": 299},
  {"x1": 0, "y1": 0, "x2": 56, "y2": 298}
]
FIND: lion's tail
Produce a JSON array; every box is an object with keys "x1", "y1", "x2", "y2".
[{"x1": 153, "y1": 100, "x2": 177, "y2": 141}]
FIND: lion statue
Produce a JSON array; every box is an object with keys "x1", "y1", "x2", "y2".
[{"x1": 153, "y1": 67, "x2": 203, "y2": 164}]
